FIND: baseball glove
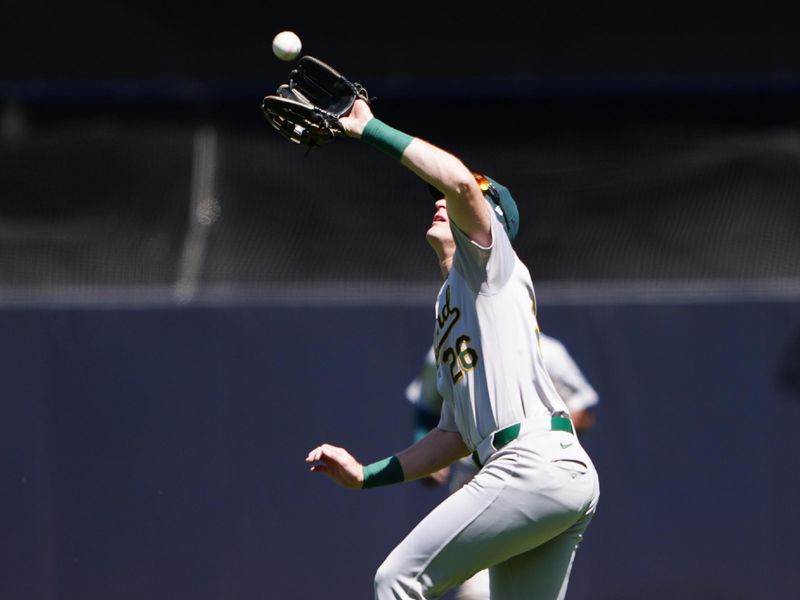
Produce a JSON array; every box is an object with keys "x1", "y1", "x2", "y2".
[{"x1": 261, "y1": 56, "x2": 371, "y2": 150}]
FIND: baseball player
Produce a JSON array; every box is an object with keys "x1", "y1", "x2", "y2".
[
  {"x1": 405, "y1": 333, "x2": 600, "y2": 600},
  {"x1": 305, "y1": 97, "x2": 600, "y2": 599}
]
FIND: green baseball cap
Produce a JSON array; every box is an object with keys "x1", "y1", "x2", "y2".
[{"x1": 426, "y1": 173, "x2": 520, "y2": 242}]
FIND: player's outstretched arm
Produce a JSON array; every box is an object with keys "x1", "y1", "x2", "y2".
[
  {"x1": 340, "y1": 99, "x2": 492, "y2": 246},
  {"x1": 396, "y1": 427, "x2": 469, "y2": 482},
  {"x1": 305, "y1": 429, "x2": 468, "y2": 490}
]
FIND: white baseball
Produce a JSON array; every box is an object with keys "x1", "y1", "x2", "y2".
[{"x1": 272, "y1": 31, "x2": 302, "y2": 61}]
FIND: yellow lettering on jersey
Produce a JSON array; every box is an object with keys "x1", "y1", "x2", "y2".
[{"x1": 434, "y1": 286, "x2": 461, "y2": 361}]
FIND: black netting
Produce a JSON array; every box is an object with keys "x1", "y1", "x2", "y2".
[
  {"x1": 0, "y1": 118, "x2": 191, "y2": 292},
  {"x1": 1, "y1": 104, "x2": 799, "y2": 301}
]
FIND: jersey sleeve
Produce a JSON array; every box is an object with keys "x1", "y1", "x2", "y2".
[
  {"x1": 449, "y1": 200, "x2": 517, "y2": 293},
  {"x1": 540, "y1": 334, "x2": 599, "y2": 413}
]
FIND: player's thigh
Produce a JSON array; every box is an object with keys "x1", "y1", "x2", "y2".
[
  {"x1": 378, "y1": 449, "x2": 592, "y2": 597},
  {"x1": 376, "y1": 479, "x2": 503, "y2": 597},
  {"x1": 489, "y1": 510, "x2": 595, "y2": 600}
]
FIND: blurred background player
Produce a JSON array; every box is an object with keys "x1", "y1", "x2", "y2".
[{"x1": 405, "y1": 334, "x2": 599, "y2": 600}]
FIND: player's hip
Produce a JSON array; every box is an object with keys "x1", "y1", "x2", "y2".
[{"x1": 472, "y1": 413, "x2": 594, "y2": 471}]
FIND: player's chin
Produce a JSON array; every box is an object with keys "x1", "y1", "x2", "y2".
[
  {"x1": 426, "y1": 227, "x2": 454, "y2": 256},
  {"x1": 425, "y1": 227, "x2": 444, "y2": 248},
  {"x1": 426, "y1": 221, "x2": 449, "y2": 239}
]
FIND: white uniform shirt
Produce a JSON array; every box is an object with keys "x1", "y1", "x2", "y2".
[
  {"x1": 406, "y1": 315, "x2": 599, "y2": 493},
  {"x1": 405, "y1": 335, "x2": 598, "y2": 419},
  {"x1": 432, "y1": 204, "x2": 569, "y2": 451}
]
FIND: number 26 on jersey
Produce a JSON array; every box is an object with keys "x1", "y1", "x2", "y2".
[{"x1": 441, "y1": 335, "x2": 479, "y2": 383}]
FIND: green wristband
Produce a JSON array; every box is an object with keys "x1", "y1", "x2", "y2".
[
  {"x1": 361, "y1": 118, "x2": 414, "y2": 160},
  {"x1": 362, "y1": 455, "x2": 405, "y2": 488}
]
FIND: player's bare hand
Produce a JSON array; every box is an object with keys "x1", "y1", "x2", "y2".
[
  {"x1": 340, "y1": 99, "x2": 374, "y2": 139},
  {"x1": 305, "y1": 443, "x2": 364, "y2": 489},
  {"x1": 571, "y1": 409, "x2": 596, "y2": 433}
]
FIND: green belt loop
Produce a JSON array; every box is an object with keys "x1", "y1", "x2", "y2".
[
  {"x1": 472, "y1": 422, "x2": 521, "y2": 469},
  {"x1": 551, "y1": 413, "x2": 574, "y2": 434},
  {"x1": 493, "y1": 422, "x2": 521, "y2": 448}
]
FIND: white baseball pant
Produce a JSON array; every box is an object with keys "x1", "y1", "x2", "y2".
[{"x1": 374, "y1": 423, "x2": 599, "y2": 600}]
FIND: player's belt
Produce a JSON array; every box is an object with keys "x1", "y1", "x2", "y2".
[
  {"x1": 551, "y1": 411, "x2": 574, "y2": 434},
  {"x1": 472, "y1": 412, "x2": 575, "y2": 469}
]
